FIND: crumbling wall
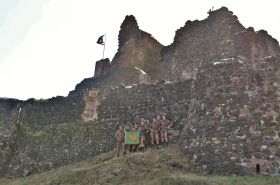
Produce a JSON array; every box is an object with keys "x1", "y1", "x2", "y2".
[
  {"x1": 180, "y1": 55, "x2": 280, "y2": 175},
  {"x1": 161, "y1": 7, "x2": 280, "y2": 80},
  {"x1": 110, "y1": 15, "x2": 166, "y2": 81},
  {"x1": 1, "y1": 7, "x2": 280, "y2": 178},
  {"x1": 0, "y1": 79, "x2": 192, "y2": 177},
  {"x1": 1, "y1": 55, "x2": 280, "y2": 176},
  {"x1": 94, "y1": 58, "x2": 111, "y2": 77}
]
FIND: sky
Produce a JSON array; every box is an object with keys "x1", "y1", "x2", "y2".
[{"x1": 0, "y1": 0, "x2": 279, "y2": 100}]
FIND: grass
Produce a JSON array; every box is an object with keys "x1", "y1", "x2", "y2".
[{"x1": 1, "y1": 144, "x2": 280, "y2": 185}]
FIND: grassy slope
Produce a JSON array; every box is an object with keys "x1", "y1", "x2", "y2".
[{"x1": 1, "y1": 144, "x2": 280, "y2": 185}]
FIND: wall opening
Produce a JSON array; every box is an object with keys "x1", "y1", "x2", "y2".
[{"x1": 256, "y1": 164, "x2": 260, "y2": 174}]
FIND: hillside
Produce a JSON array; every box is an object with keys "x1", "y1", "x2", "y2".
[
  {"x1": 1, "y1": 144, "x2": 280, "y2": 185},
  {"x1": 1, "y1": 6, "x2": 280, "y2": 178}
]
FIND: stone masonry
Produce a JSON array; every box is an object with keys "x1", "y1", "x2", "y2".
[{"x1": 0, "y1": 7, "x2": 280, "y2": 177}]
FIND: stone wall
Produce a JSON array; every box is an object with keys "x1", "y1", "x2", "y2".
[
  {"x1": 1, "y1": 7, "x2": 280, "y2": 177},
  {"x1": 3, "y1": 56, "x2": 279, "y2": 177},
  {"x1": 0, "y1": 79, "x2": 192, "y2": 177},
  {"x1": 94, "y1": 58, "x2": 111, "y2": 77},
  {"x1": 161, "y1": 7, "x2": 280, "y2": 81},
  {"x1": 97, "y1": 81, "x2": 192, "y2": 124},
  {"x1": 110, "y1": 15, "x2": 166, "y2": 81},
  {"x1": 180, "y1": 55, "x2": 280, "y2": 175}
]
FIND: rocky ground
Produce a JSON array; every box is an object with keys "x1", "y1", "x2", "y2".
[{"x1": 1, "y1": 144, "x2": 280, "y2": 185}]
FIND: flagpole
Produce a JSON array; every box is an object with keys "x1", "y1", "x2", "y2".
[
  {"x1": 16, "y1": 107, "x2": 22, "y2": 126},
  {"x1": 102, "y1": 33, "x2": 106, "y2": 60}
]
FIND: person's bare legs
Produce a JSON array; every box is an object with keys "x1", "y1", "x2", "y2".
[
  {"x1": 164, "y1": 131, "x2": 168, "y2": 143},
  {"x1": 155, "y1": 132, "x2": 160, "y2": 148},
  {"x1": 150, "y1": 131, "x2": 155, "y2": 145},
  {"x1": 161, "y1": 131, "x2": 164, "y2": 143}
]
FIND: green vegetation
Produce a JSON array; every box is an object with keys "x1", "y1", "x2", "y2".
[{"x1": 1, "y1": 144, "x2": 280, "y2": 185}]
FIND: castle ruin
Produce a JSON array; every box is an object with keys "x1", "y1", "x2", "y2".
[{"x1": 1, "y1": 7, "x2": 280, "y2": 176}]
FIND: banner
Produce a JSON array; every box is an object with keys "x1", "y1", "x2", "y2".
[
  {"x1": 96, "y1": 35, "x2": 105, "y2": 45},
  {"x1": 125, "y1": 131, "x2": 140, "y2": 144}
]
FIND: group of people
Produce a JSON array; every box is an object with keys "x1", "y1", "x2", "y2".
[{"x1": 115, "y1": 113, "x2": 173, "y2": 157}]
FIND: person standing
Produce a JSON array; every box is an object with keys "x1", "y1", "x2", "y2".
[
  {"x1": 153, "y1": 116, "x2": 161, "y2": 148},
  {"x1": 145, "y1": 119, "x2": 151, "y2": 147},
  {"x1": 115, "y1": 126, "x2": 125, "y2": 157},
  {"x1": 132, "y1": 123, "x2": 139, "y2": 152},
  {"x1": 138, "y1": 121, "x2": 147, "y2": 152},
  {"x1": 125, "y1": 123, "x2": 133, "y2": 153},
  {"x1": 155, "y1": 114, "x2": 164, "y2": 144},
  {"x1": 150, "y1": 118, "x2": 156, "y2": 147},
  {"x1": 161, "y1": 115, "x2": 173, "y2": 145}
]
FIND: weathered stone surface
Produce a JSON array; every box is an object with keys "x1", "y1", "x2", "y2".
[
  {"x1": 161, "y1": 7, "x2": 280, "y2": 80},
  {"x1": 94, "y1": 58, "x2": 111, "y2": 77},
  {"x1": 0, "y1": 7, "x2": 280, "y2": 177},
  {"x1": 0, "y1": 80, "x2": 191, "y2": 177},
  {"x1": 180, "y1": 55, "x2": 280, "y2": 175},
  {"x1": 111, "y1": 15, "x2": 166, "y2": 81}
]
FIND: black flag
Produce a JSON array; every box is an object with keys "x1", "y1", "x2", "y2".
[{"x1": 97, "y1": 35, "x2": 105, "y2": 45}]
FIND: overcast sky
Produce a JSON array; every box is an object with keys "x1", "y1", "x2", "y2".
[{"x1": 0, "y1": 0, "x2": 279, "y2": 100}]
